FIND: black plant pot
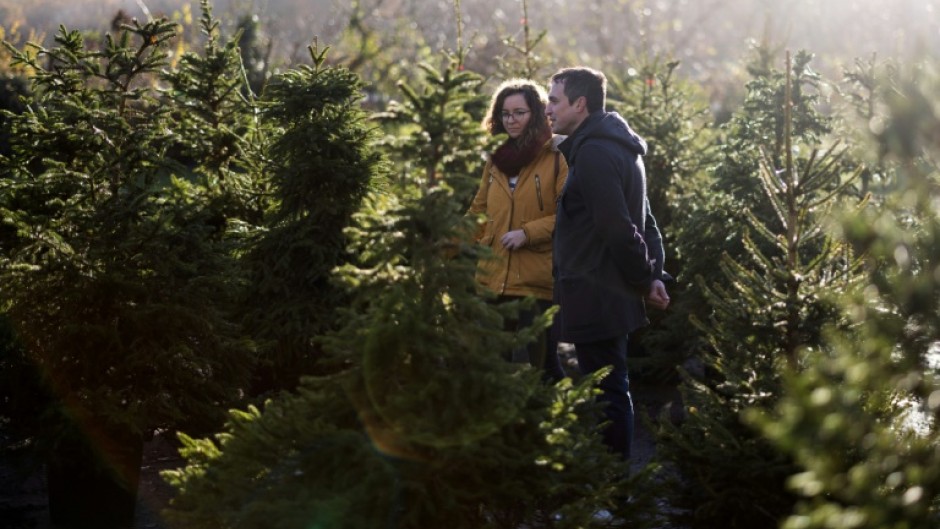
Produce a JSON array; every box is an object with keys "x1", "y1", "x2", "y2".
[{"x1": 45, "y1": 421, "x2": 144, "y2": 529}]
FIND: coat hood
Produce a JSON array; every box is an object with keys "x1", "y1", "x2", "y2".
[{"x1": 560, "y1": 111, "x2": 647, "y2": 163}]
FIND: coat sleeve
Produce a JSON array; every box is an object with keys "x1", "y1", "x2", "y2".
[
  {"x1": 643, "y1": 197, "x2": 666, "y2": 280},
  {"x1": 575, "y1": 144, "x2": 653, "y2": 289}
]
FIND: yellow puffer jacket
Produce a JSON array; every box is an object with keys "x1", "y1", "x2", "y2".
[{"x1": 468, "y1": 137, "x2": 568, "y2": 301}]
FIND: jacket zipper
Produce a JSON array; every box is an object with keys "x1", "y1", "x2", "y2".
[{"x1": 535, "y1": 174, "x2": 544, "y2": 211}]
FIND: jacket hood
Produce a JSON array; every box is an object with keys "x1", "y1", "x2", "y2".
[{"x1": 562, "y1": 111, "x2": 647, "y2": 162}]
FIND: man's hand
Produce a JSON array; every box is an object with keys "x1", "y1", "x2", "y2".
[
  {"x1": 500, "y1": 229, "x2": 528, "y2": 250},
  {"x1": 646, "y1": 279, "x2": 670, "y2": 310}
]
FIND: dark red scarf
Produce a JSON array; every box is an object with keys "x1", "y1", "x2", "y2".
[{"x1": 490, "y1": 129, "x2": 551, "y2": 176}]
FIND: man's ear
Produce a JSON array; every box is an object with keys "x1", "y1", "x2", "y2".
[{"x1": 575, "y1": 96, "x2": 587, "y2": 113}]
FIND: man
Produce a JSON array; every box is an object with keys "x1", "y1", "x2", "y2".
[{"x1": 546, "y1": 67, "x2": 670, "y2": 462}]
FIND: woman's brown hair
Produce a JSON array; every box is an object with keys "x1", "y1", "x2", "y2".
[{"x1": 482, "y1": 78, "x2": 551, "y2": 148}]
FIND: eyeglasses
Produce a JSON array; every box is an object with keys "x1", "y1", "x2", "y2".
[{"x1": 500, "y1": 110, "x2": 531, "y2": 121}]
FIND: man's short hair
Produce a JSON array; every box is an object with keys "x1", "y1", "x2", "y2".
[{"x1": 550, "y1": 67, "x2": 607, "y2": 113}]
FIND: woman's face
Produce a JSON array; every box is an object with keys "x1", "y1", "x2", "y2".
[{"x1": 500, "y1": 93, "x2": 532, "y2": 140}]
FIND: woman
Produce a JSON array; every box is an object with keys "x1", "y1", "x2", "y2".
[{"x1": 468, "y1": 79, "x2": 568, "y2": 382}]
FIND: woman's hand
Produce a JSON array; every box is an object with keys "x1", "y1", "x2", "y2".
[{"x1": 500, "y1": 229, "x2": 528, "y2": 250}]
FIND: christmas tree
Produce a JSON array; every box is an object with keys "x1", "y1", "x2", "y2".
[
  {"x1": 761, "y1": 57, "x2": 940, "y2": 529},
  {"x1": 168, "y1": 156, "x2": 669, "y2": 526},
  {"x1": 656, "y1": 50, "x2": 865, "y2": 528},
  {"x1": 165, "y1": 43, "x2": 663, "y2": 529},
  {"x1": 239, "y1": 40, "x2": 383, "y2": 395},
  {"x1": 0, "y1": 3, "x2": 257, "y2": 525}
]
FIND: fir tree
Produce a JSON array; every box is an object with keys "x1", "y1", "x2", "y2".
[
  {"x1": 165, "y1": 40, "x2": 666, "y2": 529},
  {"x1": 374, "y1": 1, "x2": 487, "y2": 194},
  {"x1": 666, "y1": 48, "x2": 848, "y2": 373},
  {"x1": 0, "y1": 5, "x2": 258, "y2": 524},
  {"x1": 165, "y1": 147, "x2": 662, "y2": 529},
  {"x1": 328, "y1": 0, "x2": 438, "y2": 111},
  {"x1": 0, "y1": 71, "x2": 28, "y2": 156},
  {"x1": 605, "y1": 56, "x2": 716, "y2": 381},
  {"x1": 374, "y1": 50, "x2": 488, "y2": 188},
  {"x1": 838, "y1": 53, "x2": 904, "y2": 202},
  {"x1": 239, "y1": 41, "x2": 382, "y2": 394},
  {"x1": 234, "y1": 12, "x2": 271, "y2": 97},
  {"x1": 162, "y1": 0, "x2": 267, "y2": 225},
  {"x1": 759, "y1": 58, "x2": 940, "y2": 529},
  {"x1": 840, "y1": 54, "x2": 882, "y2": 198},
  {"x1": 495, "y1": 0, "x2": 550, "y2": 81},
  {"x1": 0, "y1": 10, "x2": 253, "y2": 441},
  {"x1": 336, "y1": 0, "x2": 383, "y2": 74},
  {"x1": 655, "y1": 51, "x2": 865, "y2": 529}
]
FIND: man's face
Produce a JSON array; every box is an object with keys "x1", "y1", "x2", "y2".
[{"x1": 546, "y1": 80, "x2": 581, "y2": 136}]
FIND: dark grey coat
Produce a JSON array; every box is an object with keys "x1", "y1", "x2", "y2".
[{"x1": 552, "y1": 111, "x2": 666, "y2": 343}]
